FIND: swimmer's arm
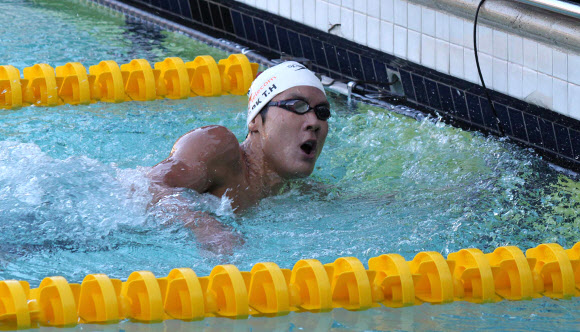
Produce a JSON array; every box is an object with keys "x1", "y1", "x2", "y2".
[
  {"x1": 147, "y1": 126, "x2": 243, "y2": 253},
  {"x1": 149, "y1": 189, "x2": 242, "y2": 254}
]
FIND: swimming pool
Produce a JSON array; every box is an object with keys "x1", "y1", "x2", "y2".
[{"x1": 1, "y1": 0, "x2": 579, "y2": 330}]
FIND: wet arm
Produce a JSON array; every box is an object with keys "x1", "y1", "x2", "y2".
[{"x1": 147, "y1": 127, "x2": 242, "y2": 252}]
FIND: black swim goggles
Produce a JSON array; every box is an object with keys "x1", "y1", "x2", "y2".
[{"x1": 267, "y1": 99, "x2": 331, "y2": 121}]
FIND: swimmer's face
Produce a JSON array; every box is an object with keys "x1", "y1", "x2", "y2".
[{"x1": 253, "y1": 85, "x2": 329, "y2": 178}]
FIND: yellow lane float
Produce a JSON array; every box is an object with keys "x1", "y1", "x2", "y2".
[
  {"x1": 0, "y1": 54, "x2": 259, "y2": 109},
  {"x1": 0, "y1": 242, "x2": 579, "y2": 329}
]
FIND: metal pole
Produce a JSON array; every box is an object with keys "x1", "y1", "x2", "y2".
[{"x1": 513, "y1": 0, "x2": 580, "y2": 19}]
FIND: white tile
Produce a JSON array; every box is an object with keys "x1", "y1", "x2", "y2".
[
  {"x1": 463, "y1": 19, "x2": 474, "y2": 49},
  {"x1": 508, "y1": 63, "x2": 523, "y2": 99},
  {"x1": 394, "y1": 0, "x2": 407, "y2": 27},
  {"x1": 380, "y1": 21, "x2": 394, "y2": 54},
  {"x1": 436, "y1": 39, "x2": 450, "y2": 74},
  {"x1": 522, "y1": 68, "x2": 537, "y2": 98},
  {"x1": 354, "y1": 0, "x2": 366, "y2": 12},
  {"x1": 422, "y1": 7, "x2": 435, "y2": 37},
  {"x1": 450, "y1": 44, "x2": 464, "y2": 78},
  {"x1": 367, "y1": 17, "x2": 380, "y2": 49},
  {"x1": 523, "y1": 38, "x2": 537, "y2": 70},
  {"x1": 341, "y1": 8, "x2": 354, "y2": 40},
  {"x1": 553, "y1": 49, "x2": 567, "y2": 80},
  {"x1": 329, "y1": 3, "x2": 341, "y2": 25},
  {"x1": 421, "y1": 35, "x2": 436, "y2": 69},
  {"x1": 394, "y1": 25, "x2": 407, "y2": 58},
  {"x1": 492, "y1": 29, "x2": 507, "y2": 60},
  {"x1": 480, "y1": 53, "x2": 493, "y2": 88},
  {"x1": 449, "y1": 15, "x2": 463, "y2": 45},
  {"x1": 381, "y1": 0, "x2": 394, "y2": 23},
  {"x1": 342, "y1": 0, "x2": 354, "y2": 10},
  {"x1": 553, "y1": 78, "x2": 568, "y2": 115},
  {"x1": 407, "y1": 3, "x2": 421, "y2": 32},
  {"x1": 435, "y1": 11, "x2": 450, "y2": 42},
  {"x1": 464, "y1": 48, "x2": 479, "y2": 84},
  {"x1": 508, "y1": 34, "x2": 523, "y2": 65},
  {"x1": 570, "y1": 53, "x2": 580, "y2": 85},
  {"x1": 291, "y1": 0, "x2": 304, "y2": 22},
  {"x1": 315, "y1": 0, "x2": 328, "y2": 31},
  {"x1": 354, "y1": 12, "x2": 367, "y2": 45},
  {"x1": 279, "y1": 0, "x2": 291, "y2": 18},
  {"x1": 324, "y1": 4, "x2": 344, "y2": 37},
  {"x1": 477, "y1": 25, "x2": 492, "y2": 55},
  {"x1": 267, "y1": 0, "x2": 279, "y2": 13},
  {"x1": 368, "y1": 0, "x2": 380, "y2": 19},
  {"x1": 569, "y1": 84, "x2": 580, "y2": 120},
  {"x1": 537, "y1": 73, "x2": 553, "y2": 108},
  {"x1": 255, "y1": 0, "x2": 268, "y2": 10},
  {"x1": 303, "y1": 0, "x2": 316, "y2": 27},
  {"x1": 408, "y1": 30, "x2": 421, "y2": 63},
  {"x1": 537, "y1": 43, "x2": 552, "y2": 74},
  {"x1": 492, "y1": 58, "x2": 507, "y2": 92}
]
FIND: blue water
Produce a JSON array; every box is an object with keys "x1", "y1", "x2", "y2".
[{"x1": 0, "y1": 0, "x2": 579, "y2": 331}]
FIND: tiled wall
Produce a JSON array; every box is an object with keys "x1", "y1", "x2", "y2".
[
  {"x1": 237, "y1": 0, "x2": 580, "y2": 121},
  {"x1": 108, "y1": 0, "x2": 580, "y2": 172}
]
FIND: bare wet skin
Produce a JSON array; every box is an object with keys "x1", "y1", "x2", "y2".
[{"x1": 147, "y1": 86, "x2": 330, "y2": 253}]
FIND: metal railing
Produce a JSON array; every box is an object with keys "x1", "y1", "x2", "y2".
[{"x1": 514, "y1": 0, "x2": 580, "y2": 19}]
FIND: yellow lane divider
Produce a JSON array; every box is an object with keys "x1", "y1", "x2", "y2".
[
  {"x1": 0, "y1": 54, "x2": 259, "y2": 109},
  {"x1": 0, "y1": 242, "x2": 579, "y2": 329}
]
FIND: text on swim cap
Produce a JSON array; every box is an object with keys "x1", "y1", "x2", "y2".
[
  {"x1": 250, "y1": 84, "x2": 278, "y2": 111},
  {"x1": 249, "y1": 76, "x2": 277, "y2": 104}
]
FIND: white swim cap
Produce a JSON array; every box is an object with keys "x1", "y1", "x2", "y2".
[{"x1": 247, "y1": 61, "x2": 325, "y2": 127}]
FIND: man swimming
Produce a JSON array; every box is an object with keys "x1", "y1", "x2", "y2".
[{"x1": 148, "y1": 61, "x2": 331, "y2": 250}]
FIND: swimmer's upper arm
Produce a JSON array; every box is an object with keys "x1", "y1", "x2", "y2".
[{"x1": 148, "y1": 125, "x2": 241, "y2": 193}]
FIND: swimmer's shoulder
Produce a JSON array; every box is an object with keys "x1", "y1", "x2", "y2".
[
  {"x1": 172, "y1": 125, "x2": 240, "y2": 156},
  {"x1": 172, "y1": 125, "x2": 243, "y2": 173}
]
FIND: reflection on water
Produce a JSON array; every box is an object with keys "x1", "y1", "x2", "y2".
[{"x1": 20, "y1": 297, "x2": 580, "y2": 331}]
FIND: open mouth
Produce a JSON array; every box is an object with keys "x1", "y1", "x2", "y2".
[{"x1": 300, "y1": 140, "x2": 317, "y2": 156}]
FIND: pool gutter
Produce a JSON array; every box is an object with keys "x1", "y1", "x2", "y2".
[{"x1": 90, "y1": 0, "x2": 275, "y2": 67}]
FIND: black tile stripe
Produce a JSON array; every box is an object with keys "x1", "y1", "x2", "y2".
[
  {"x1": 570, "y1": 129, "x2": 580, "y2": 160},
  {"x1": 412, "y1": 74, "x2": 429, "y2": 106},
  {"x1": 208, "y1": 3, "x2": 223, "y2": 30},
  {"x1": 219, "y1": 5, "x2": 234, "y2": 34},
  {"x1": 523, "y1": 113, "x2": 542, "y2": 147},
  {"x1": 508, "y1": 107, "x2": 528, "y2": 142},
  {"x1": 287, "y1": 31, "x2": 303, "y2": 58},
  {"x1": 253, "y1": 19, "x2": 268, "y2": 49},
  {"x1": 554, "y1": 124, "x2": 573, "y2": 158},
  {"x1": 425, "y1": 79, "x2": 442, "y2": 111},
  {"x1": 198, "y1": 1, "x2": 212, "y2": 26},
  {"x1": 299, "y1": 34, "x2": 315, "y2": 62},
  {"x1": 264, "y1": 22, "x2": 279, "y2": 52},
  {"x1": 452, "y1": 90, "x2": 469, "y2": 122},
  {"x1": 360, "y1": 56, "x2": 376, "y2": 82},
  {"x1": 230, "y1": 10, "x2": 245, "y2": 39},
  {"x1": 242, "y1": 14, "x2": 257, "y2": 42}
]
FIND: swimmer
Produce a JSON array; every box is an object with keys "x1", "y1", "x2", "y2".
[{"x1": 148, "y1": 61, "x2": 330, "y2": 251}]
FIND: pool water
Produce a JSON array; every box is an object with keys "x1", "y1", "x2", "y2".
[{"x1": 1, "y1": 0, "x2": 579, "y2": 330}]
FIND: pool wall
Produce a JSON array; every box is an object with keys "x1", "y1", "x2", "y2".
[{"x1": 93, "y1": 0, "x2": 580, "y2": 172}]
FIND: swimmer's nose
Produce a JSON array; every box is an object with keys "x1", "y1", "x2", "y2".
[{"x1": 303, "y1": 110, "x2": 321, "y2": 132}]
